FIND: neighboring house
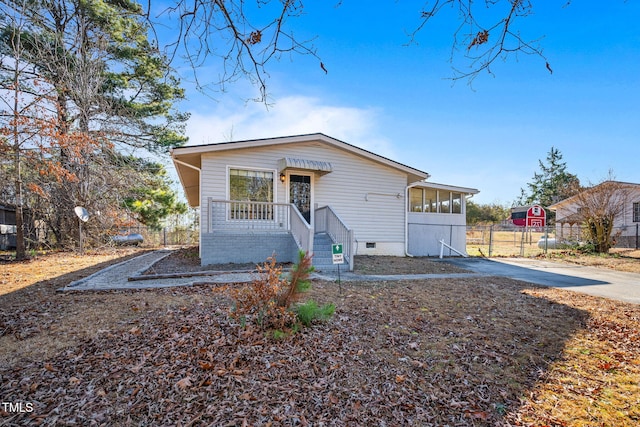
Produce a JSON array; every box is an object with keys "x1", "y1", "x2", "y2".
[
  {"x1": 548, "y1": 181, "x2": 640, "y2": 248},
  {"x1": 0, "y1": 203, "x2": 17, "y2": 250},
  {"x1": 171, "y1": 133, "x2": 479, "y2": 270}
]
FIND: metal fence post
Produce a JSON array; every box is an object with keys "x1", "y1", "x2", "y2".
[
  {"x1": 544, "y1": 222, "x2": 549, "y2": 254},
  {"x1": 488, "y1": 225, "x2": 494, "y2": 257}
]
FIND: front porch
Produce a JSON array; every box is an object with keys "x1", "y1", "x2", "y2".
[{"x1": 202, "y1": 199, "x2": 354, "y2": 271}]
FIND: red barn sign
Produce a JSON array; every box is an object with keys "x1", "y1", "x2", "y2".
[
  {"x1": 510, "y1": 205, "x2": 546, "y2": 228},
  {"x1": 526, "y1": 205, "x2": 546, "y2": 227}
]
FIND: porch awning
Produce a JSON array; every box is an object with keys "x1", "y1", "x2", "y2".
[{"x1": 278, "y1": 157, "x2": 333, "y2": 175}]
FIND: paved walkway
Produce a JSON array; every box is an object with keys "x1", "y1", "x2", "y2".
[
  {"x1": 61, "y1": 250, "x2": 640, "y2": 305},
  {"x1": 60, "y1": 250, "x2": 255, "y2": 291}
]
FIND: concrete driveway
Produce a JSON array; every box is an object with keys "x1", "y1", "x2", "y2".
[{"x1": 446, "y1": 257, "x2": 640, "y2": 305}]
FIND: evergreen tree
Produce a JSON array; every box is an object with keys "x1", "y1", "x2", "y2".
[
  {"x1": 122, "y1": 158, "x2": 187, "y2": 230},
  {"x1": 517, "y1": 147, "x2": 581, "y2": 208},
  {"x1": 0, "y1": 0, "x2": 188, "y2": 249}
]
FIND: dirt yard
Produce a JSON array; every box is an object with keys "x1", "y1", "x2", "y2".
[{"x1": 1, "y1": 248, "x2": 639, "y2": 426}]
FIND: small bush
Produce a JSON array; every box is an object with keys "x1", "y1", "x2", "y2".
[
  {"x1": 294, "y1": 300, "x2": 335, "y2": 326},
  {"x1": 228, "y1": 251, "x2": 316, "y2": 330}
]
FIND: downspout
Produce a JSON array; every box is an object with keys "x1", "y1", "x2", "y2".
[{"x1": 405, "y1": 180, "x2": 427, "y2": 257}]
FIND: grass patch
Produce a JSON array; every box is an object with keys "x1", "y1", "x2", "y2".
[{"x1": 294, "y1": 300, "x2": 335, "y2": 326}]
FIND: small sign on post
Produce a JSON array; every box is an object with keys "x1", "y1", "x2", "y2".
[
  {"x1": 332, "y1": 244, "x2": 344, "y2": 264},
  {"x1": 332, "y1": 243, "x2": 344, "y2": 295}
]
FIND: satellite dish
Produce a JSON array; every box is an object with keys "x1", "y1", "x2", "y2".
[{"x1": 74, "y1": 206, "x2": 90, "y2": 222}]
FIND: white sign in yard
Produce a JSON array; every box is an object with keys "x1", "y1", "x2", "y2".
[{"x1": 332, "y1": 243, "x2": 344, "y2": 264}]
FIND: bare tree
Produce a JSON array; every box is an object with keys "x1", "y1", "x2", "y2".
[
  {"x1": 0, "y1": 1, "x2": 60, "y2": 259},
  {"x1": 573, "y1": 179, "x2": 631, "y2": 253}
]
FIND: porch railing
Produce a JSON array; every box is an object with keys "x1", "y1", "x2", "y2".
[
  {"x1": 290, "y1": 204, "x2": 313, "y2": 254},
  {"x1": 315, "y1": 205, "x2": 354, "y2": 269},
  {"x1": 208, "y1": 199, "x2": 312, "y2": 252}
]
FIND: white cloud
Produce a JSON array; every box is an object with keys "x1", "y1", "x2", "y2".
[{"x1": 185, "y1": 95, "x2": 398, "y2": 159}]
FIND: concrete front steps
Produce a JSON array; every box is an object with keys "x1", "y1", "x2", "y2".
[{"x1": 312, "y1": 232, "x2": 350, "y2": 272}]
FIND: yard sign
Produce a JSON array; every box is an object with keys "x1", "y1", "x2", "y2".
[{"x1": 332, "y1": 244, "x2": 344, "y2": 264}]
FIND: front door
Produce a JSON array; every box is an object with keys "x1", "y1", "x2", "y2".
[{"x1": 289, "y1": 174, "x2": 312, "y2": 225}]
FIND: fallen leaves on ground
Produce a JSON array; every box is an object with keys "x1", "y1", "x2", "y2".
[{"x1": 1, "y1": 250, "x2": 639, "y2": 426}]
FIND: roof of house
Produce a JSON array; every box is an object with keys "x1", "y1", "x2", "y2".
[
  {"x1": 411, "y1": 181, "x2": 479, "y2": 195},
  {"x1": 548, "y1": 180, "x2": 640, "y2": 210},
  {"x1": 172, "y1": 133, "x2": 432, "y2": 207}
]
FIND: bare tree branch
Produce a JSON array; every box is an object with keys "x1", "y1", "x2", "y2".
[
  {"x1": 410, "y1": 0, "x2": 552, "y2": 84},
  {"x1": 155, "y1": 0, "x2": 320, "y2": 102}
]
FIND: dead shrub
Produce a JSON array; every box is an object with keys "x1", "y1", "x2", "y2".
[{"x1": 228, "y1": 251, "x2": 314, "y2": 330}]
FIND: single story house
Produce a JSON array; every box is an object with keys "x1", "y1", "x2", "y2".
[
  {"x1": 171, "y1": 133, "x2": 479, "y2": 270},
  {"x1": 548, "y1": 180, "x2": 640, "y2": 248}
]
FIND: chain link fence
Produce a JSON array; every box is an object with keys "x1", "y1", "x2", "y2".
[
  {"x1": 466, "y1": 225, "x2": 552, "y2": 257},
  {"x1": 467, "y1": 223, "x2": 640, "y2": 257},
  {"x1": 114, "y1": 226, "x2": 199, "y2": 247}
]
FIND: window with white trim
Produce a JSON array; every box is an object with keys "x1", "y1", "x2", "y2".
[
  {"x1": 229, "y1": 168, "x2": 274, "y2": 202},
  {"x1": 634, "y1": 202, "x2": 640, "y2": 222},
  {"x1": 228, "y1": 168, "x2": 274, "y2": 220}
]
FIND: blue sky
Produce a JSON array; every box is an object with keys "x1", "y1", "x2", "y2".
[{"x1": 164, "y1": 1, "x2": 640, "y2": 205}]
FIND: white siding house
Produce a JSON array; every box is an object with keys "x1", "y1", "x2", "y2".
[
  {"x1": 171, "y1": 133, "x2": 479, "y2": 270},
  {"x1": 548, "y1": 181, "x2": 640, "y2": 248}
]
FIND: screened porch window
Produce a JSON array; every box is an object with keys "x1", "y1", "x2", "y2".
[
  {"x1": 409, "y1": 188, "x2": 423, "y2": 212},
  {"x1": 228, "y1": 168, "x2": 274, "y2": 220},
  {"x1": 452, "y1": 193, "x2": 462, "y2": 214},
  {"x1": 408, "y1": 188, "x2": 462, "y2": 214},
  {"x1": 440, "y1": 191, "x2": 451, "y2": 213}
]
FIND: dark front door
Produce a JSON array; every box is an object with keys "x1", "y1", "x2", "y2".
[{"x1": 289, "y1": 174, "x2": 312, "y2": 224}]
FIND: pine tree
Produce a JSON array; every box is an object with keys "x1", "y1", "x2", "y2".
[
  {"x1": 0, "y1": 0, "x2": 188, "y2": 249},
  {"x1": 518, "y1": 147, "x2": 581, "y2": 208}
]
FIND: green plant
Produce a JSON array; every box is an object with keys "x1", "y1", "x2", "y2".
[
  {"x1": 294, "y1": 300, "x2": 335, "y2": 326},
  {"x1": 270, "y1": 329, "x2": 287, "y2": 340},
  {"x1": 576, "y1": 242, "x2": 598, "y2": 254},
  {"x1": 228, "y1": 251, "x2": 315, "y2": 330},
  {"x1": 277, "y1": 250, "x2": 314, "y2": 308}
]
